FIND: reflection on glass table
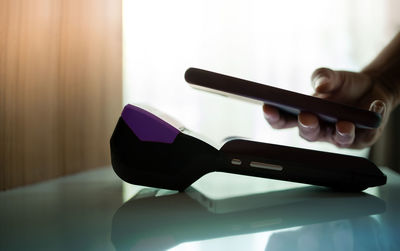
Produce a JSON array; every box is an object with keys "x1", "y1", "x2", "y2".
[
  {"x1": 266, "y1": 217, "x2": 382, "y2": 251},
  {"x1": 111, "y1": 186, "x2": 385, "y2": 251},
  {"x1": 1, "y1": 167, "x2": 399, "y2": 250}
]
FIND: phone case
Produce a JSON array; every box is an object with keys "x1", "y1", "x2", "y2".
[
  {"x1": 185, "y1": 67, "x2": 382, "y2": 129},
  {"x1": 110, "y1": 104, "x2": 386, "y2": 192}
]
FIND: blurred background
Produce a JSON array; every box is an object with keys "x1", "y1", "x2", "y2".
[
  {"x1": 1, "y1": 0, "x2": 399, "y2": 190},
  {"x1": 0, "y1": 0, "x2": 122, "y2": 190}
]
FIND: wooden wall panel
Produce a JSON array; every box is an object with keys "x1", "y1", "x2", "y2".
[{"x1": 0, "y1": 0, "x2": 122, "y2": 190}]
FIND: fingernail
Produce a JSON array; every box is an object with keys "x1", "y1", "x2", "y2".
[
  {"x1": 263, "y1": 105, "x2": 280, "y2": 123},
  {"x1": 369, "y1": 100, "x2": 386, "y2": 115},
  {"x1": 298, "y1": 113, "x2": 320, "y2": 141},
  {"x1": 298, "y1": 113, "x2": 319, "y2": 130},
  {"x1": 263, "y1": 111, "x2": 279, "y2": 123},
  {"x1": 312, "y1": 76, "x2": 330, "y2": 92},
  {"x1": 335, "y1": 121, "x2": 355, "y2": 146}
]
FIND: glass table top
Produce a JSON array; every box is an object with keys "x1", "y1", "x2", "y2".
[{"x1": 1, "y1": 167, "x2": 399, "y2": 251}]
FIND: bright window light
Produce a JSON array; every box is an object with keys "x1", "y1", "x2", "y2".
[{"x1": 123, "y1": 0, "x2": 391, "y2": 158}]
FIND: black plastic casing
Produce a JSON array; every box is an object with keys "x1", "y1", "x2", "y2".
[
  {"x1": 110, "y1": 116, "x2": 386, "y2": 192},
  {"x1": 219, "y1": 140, "x2": 387, "y2": 191},
  {"x1": 110, "y1": 117, "x2": 218, "y2": 191}
]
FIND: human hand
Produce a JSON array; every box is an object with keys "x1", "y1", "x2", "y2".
[{"x1": 263, "y1": 68, "x2": 394, "y2": 149}]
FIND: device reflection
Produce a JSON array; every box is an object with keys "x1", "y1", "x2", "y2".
[{"x1": 111, "y1": 187, "x2": 385, "y2": 251}]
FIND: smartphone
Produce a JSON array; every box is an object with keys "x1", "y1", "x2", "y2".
[{"x1": 185, "y1": 67, "x2": 381, "y2": 129}]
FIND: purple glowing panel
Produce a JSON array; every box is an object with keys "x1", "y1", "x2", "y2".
[{"x1": 121, "y1": 104, "x2": 180, "y2": 144}]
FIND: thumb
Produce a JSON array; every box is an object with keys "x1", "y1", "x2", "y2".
[
  {"x1": 369, "y1": 100, "x2": 386, "y2": 117},
  {"x1": 311, "y1": 68, "x2": 343, "y2": 94}
]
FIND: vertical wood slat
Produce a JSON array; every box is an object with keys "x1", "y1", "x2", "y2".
[{"x1": 0, "y1": 0, "x2": 122, "y2": 190}]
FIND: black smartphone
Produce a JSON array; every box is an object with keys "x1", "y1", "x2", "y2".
[{"x1": 185, "y1": 67, "x2": 381, "y2": 129}]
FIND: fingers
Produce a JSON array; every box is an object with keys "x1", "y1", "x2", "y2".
[
  {"x1": 262, "y1": 104, "x2": 280, "y2": 124},
  {"x1": 264, "y1": 105, "x2": 356, "y2": 147},
  {"x1": 263, "y1": 90, "x2": 387, "y2": 149},
  {"x1": 298, "y1": 112, "x2": 320, "y2": 141},
  {"x1": 298, "y1": 114, "x2": 355, "y2": 147},
  {"x1": 348, "y1": 100, "x2": 387, "y2": 148},
  {"x1": 333, "y1": 121, "x2": 355, "y2": 147},
  {"x1": 264, "y1": 105, "x2": 357, "y2": 147},
  {"x1": 310, "y1": 68, "x2": 356, "y2": 147},
  {"x1": 369, "y1": 100, "x2": 386, "y2": 115},
  {"x1": 311, "y1": 68, "x2": 343, "y2": 95},
  {"x1": 297, "y1": 118, "x2": 355, "y2": 147},
  {"x1": 318, "y1": 99, "x2": 386, "y2": 148},
  {"x1": 262, "y1": 104, "x2": 297, "y2": 129}
]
